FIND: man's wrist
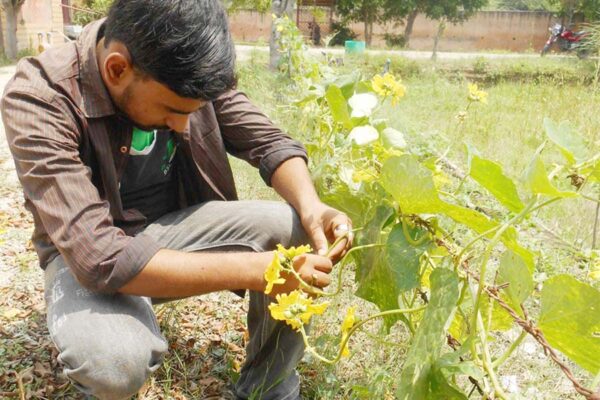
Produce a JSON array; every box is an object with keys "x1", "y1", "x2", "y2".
[{"x1": 248, "y1": 251, "x2": 273, "y2": 292}]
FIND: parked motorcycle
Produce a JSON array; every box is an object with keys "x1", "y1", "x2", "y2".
[{"x1": 541, "y1": 23, "x2": 592, "y2": 59}]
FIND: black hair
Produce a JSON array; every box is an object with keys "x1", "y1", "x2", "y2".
[{"x1": 104, "y1": 0, "x2": 237, "y2": 100}]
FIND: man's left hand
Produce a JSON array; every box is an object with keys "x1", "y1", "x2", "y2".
[{"x1": 300, "y1": 202, "x2": 353, "y2": 264}]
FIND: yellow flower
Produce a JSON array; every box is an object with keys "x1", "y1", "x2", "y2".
[
  {"x1": 340, "y1": 306, "x2": 356, "y2": 357},
  {"x1": 269, "y1": 290, "x2": 329, "y2": 331},
  {"x1": 468, "y1": 83, "x2": 488, "y2": 104},
  {"x1": 372, "y1": 73, "x2": 406, "y2": 106},
  {"x1": 276, "y1": 244, "x2": 312, "y2": 260},
  {"x1": 264, "y1": 251, "x2": 286, "y2": 294}
]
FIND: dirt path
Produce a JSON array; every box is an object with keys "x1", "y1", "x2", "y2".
[{"x1": 234, "y1": 44, "x2": 578, "y2": 62}]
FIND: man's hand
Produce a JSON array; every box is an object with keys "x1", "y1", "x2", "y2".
[
  {"x1": 267, "y1": 253, "x2": 333, "y2": 297},
  {"x1": 299, "y1": 201, "x2": 353, "y2": 264},
  {"x1": 269, "y1": 157, "x2": 353, "y2": 263}
]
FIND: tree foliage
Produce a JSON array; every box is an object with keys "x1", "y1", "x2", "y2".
[
  {"x1": 381, "y1": 0, "x2": 489, "y2": 47},
  {"x1": 72, "y1": 0, "x2": 113, "y2": 26},
  {"x1": 335, "y1": 0, "x2": 385, "y2": 45}
]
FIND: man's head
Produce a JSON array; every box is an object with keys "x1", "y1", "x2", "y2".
[{"x1": 98, "y1": 0, "x2": 236, "y2": 132}]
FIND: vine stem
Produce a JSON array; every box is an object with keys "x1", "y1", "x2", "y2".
[
  {"x1": 581, "y1": 194, "x2": 600, "y2": 204},
  {"x1": 401, "y1": 217, "x2": 429, "y2": 246},
  {"x1": 492, "y1": 330, "x2": 527, "y2": 369},
  {"x1": 476, "y1": 313, "x2": 508, "y2": 399},
  {"x1": 299, "y1": 306, "x2": 427, "y2": 364},
  {"x1": 593, "y1": 193, "x2": 600, "y2": 250},
  {"x1": 285, "y1": 243, "x2": 385, "y2": 298},
  {"x1": 470, "y1": 197, "x2": 538, "y2": 336}
]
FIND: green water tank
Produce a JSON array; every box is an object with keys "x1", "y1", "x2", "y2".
[{"x1": 345, "y1": 40, "x2": 366, "y2": 55}]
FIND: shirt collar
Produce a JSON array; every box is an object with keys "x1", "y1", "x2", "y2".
[{"x1": 77, "y1": 18, "x2": 116, "y2": 118}]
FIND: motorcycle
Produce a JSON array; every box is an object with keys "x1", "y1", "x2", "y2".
[{"x1": 541, "y1": 23, "x2": 592, "y2": 59}]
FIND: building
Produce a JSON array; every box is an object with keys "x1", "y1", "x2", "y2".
[{"x1": 0, "y1": 0, "x2": 71, "y2": 55}]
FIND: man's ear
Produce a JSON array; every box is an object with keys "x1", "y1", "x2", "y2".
[{"x1": 102, "y1": 43, "x2": 134, "y2": 88}]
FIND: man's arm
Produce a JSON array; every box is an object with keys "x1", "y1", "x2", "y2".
[
  {"x1": 118, "y1": 248, "x2": 332, "y2": 298},
  {"x1": 271, "y1": 157, "x2": 353, "y2": 261},
  {"x1": 213, "y1": 90, "x2": 353, "y2": 260}
]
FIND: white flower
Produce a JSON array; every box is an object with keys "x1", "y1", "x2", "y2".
[
  {"x1": 349, "y1": 125, "x2": 379, "y2": 146},
  {"x1": 348, "y1": 93, "x2": 378, "y2": 118},
  {"x1": 339, "y1": 166, "x2": 361, "y2": 192},
  {"x1": 382, "y1": 127, "x2": 407, "y2": 148}
]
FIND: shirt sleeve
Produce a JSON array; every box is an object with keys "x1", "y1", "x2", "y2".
[
  {"x1": 1, "y1": 88, "x2": 162, "y2": 293},
  {"x1": 212, "y1": 89, "x2": 308, "y2": 186}
]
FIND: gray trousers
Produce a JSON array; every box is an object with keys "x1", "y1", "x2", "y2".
[{"x1": 44, "y1": 201, "x2": 310, "y2": 400}]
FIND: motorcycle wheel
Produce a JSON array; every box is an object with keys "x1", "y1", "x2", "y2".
[
  {"x1": 541, "y1": 44, "x2": 550, "y2": 56},
  {"x1": 576, "y1": 49, "x2": 590, "y2": 59}
]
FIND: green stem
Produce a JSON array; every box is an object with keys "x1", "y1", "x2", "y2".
[
  {"x1": 288, "y1": 243, "x2": 385, "y2": 298},
  {"x1": 581, "y1": 193, "x2": 600, "y2": 204},
  {"x1": 455, "y1": 225, "x2": 502, "y2": 268},
  {"x1": 492, "y1": 330, "x2": 527, "y2": 369},
  {"x1": 527, "y1": 197, "x2": 562, "y2": 215},
  {"x1": 477, "y1": 313, "x2": 508, "y2": 399},
  {"x1": 470, "y1": 197, "x2": 538, "y2": 337},
  {"x1": 591, "y1": 369, "x2": 600, "y2": 391},
  {"x1": 401, "y1": 217, "x2": 430, "y2": 246},
  {"x1": 299, "y1": 306, "x2": 427, "y2": 364}
]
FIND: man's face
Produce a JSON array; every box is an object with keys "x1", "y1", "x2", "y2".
[{"x1": 115, "y1": 75, "x2": 206, "y2": 133}]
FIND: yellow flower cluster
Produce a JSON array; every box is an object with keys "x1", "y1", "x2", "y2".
[
  {"x1": 467, "y1": 83, "x2": 488, "y2": 104},
  {"x1": 264, "y1": 244, "x2": 312, "y2": 294},
  {"x1": 371, "y1": 73, "x2": 406, "y2": 106},
  {"x1": 269, "y1": 290, "x2": 329, "y2": 331}
]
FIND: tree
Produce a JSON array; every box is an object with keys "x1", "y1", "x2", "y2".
[
  {"x1": 72, "y1": 0, "x2": 113, "y2": 26},
  {"x1": 1, "y1": 0, "x2": 26, "y2": 60},
  {"x1": 336, "y1": 0, "x2": 385, "y2": 46},
  {"x1": 382, "y1": 0, "x2": 489, "y2": 48}
]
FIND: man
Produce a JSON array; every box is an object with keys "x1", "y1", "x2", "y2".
[{"x1": 1, "y1": 1, "x2": 352, "y2": 399}]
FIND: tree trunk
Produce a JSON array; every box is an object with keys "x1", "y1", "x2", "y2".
[
  {"x1": 3, "y1": 1, "x2": 21, "y2": 60},
  {"x1": 403, "y1": 10, "x2": 418, "y2": 48},
  {"x1": 0, "y1": 8, "x2": 5, "y2": 57},
  {"x1": 363, "y1": 8, "x2": 369, "y2": 46},
  {"x1": 431, "y1": 18, "x2": 446, "y2": 61},
  {"x1": 269, "y1": 0, "x2": 295, "y2": 70}
]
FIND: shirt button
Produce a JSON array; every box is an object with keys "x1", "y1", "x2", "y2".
[{"x1": 120, "y1": 146, "x2": 128, "y2": 153}]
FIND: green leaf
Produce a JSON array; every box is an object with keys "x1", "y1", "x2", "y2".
[
  {"x1": 497, "y1": 250, "x2": 534, "y2": 311},
  {"x1": 544, "y1": 118, "x2": 589, "y2": 165},
  {"x1": 381, "y1": 155, "x2": 535, "y2": 270},
  {"x1": 397, "y1": 269, "x2": 460, "y2": 399},
  {"x1": 524, "y1": 152, "x2": 577, "y2": 198},
  {"x1": 539, "y1": 275, "x2": 600, "y2": 373},
  {"x1": 467, "y1": 147, "x2": 524, "y2": 213},
  {"x1": 325, "y1": 84, "x2": 351, "y2": 129},
  {"x1": 354, "y1": 206, "x2": 410, "y2": 331},
  {"x1": 481, "y1": 294, "x2": 514, "y2": 332},
  {"x1": 386, "y1": 223, "x2": 430, "y2": 292}
]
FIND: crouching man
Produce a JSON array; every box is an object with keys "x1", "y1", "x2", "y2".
[{"x1": 1, "y1": 1, "x2": 352, "y2": 398}]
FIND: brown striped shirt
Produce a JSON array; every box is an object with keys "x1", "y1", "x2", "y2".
[{"x1": 1, "y1": 20, "x2": 307, "y2": 293}]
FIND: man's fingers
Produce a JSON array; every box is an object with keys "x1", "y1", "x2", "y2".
[
  {"x1": 310, "y1": 226, "x2": 329, "y2": 256},
  {"x1": 306, "y1": 271, "x2": 331, "y2": 288},
  {"x1": 326, "y1": 237, "x2": 348, "y2": 263},
  {"x1": 294, "y1": 254, "x2": 332, "y2": 273}
]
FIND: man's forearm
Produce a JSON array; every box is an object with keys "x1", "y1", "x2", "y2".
[
  {"x1": 118, "y1": 249, "x2": 271, "y2": 298},
  {"x1": 271, "y1": 157, "x2": 321, "y2": 215}
]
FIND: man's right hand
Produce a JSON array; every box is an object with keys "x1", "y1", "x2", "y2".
[{"x1": 265, "y1": 253, "x2": 333, "y2": 297}]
